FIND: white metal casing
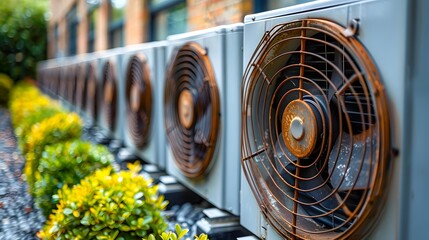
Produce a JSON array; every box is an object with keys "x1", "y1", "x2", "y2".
[
  {"x1": 165, "y1": 24, "x2": 243, "y2": 215},
  {"x1": 241, "y1": 0, "x2": 409, "y2": 239},
  {"x1": 121, "y1": 41, "x2": 167, "y2": 169}
]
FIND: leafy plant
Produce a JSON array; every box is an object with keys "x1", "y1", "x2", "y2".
[
  {"x1": 24, "y1": 112, "x2": 82, "y2": 194},
  {"x1": 15, "y1": 106, "x2": 62, "y2": 150},
  {"x1": 9, "y1": 81, "x2": 55, "y2": 127},
  {"x1": 39, "y1": 163, "x2": 168, "y2": 239},
  {"x1": 146, "y1": 224, "x2": 209, "y2": 240},
  {"x1": 0, "y1": 73, "x2": 13, "y2": 105},
  {"x1": 34, "y1": 140, "x2": 114, "y2": 217},
  {"x1": 0, "y1": 0, "x2": 48, "y2": 81}
]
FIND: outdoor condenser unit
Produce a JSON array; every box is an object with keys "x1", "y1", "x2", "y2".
[
  {"x1": 240, "y1": 0, "x2": 415, "y2": 239},
  {"x1": 121, "y1": 41, "x2": 167, "y2": 169},
  {"x1": 164, "y1": 24, "x2": 243, "y2": 215},
  {"x1": 74, "y1": 53, "x2": 99, "y2": 124},
  {"x1": 97, "y1": 48, "x2": 125, "y2": 142}
]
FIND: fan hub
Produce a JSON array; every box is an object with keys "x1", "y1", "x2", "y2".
[
  {"x1": 282, "y1": 99, "x2": 318, "y2": 158},
  {"x1": 130, "y1": 84, "x2": 141, "y2": 112},
  {"x1": 178, "y1": 89, "x2": 195, "y2": 129}
]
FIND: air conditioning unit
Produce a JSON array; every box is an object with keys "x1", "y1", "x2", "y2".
[
  {"x1": 240, "y1": 0, "x2": 410, "y2": 239},
  {"x1": 74, "y1": 54, "x2": 100, "y2": 125},
  {"x1": 57, "y1": 59, "x2": 75, "y2": 110},
  {"x1": 164, "y1": 24, "x2": 243, "y2": 215},
  {"x1": 96, "y1": 48, "x2": 126, "y2": 142},
  {"x1": 121, "y1": 41, "x2": 167, "y2": 169}
]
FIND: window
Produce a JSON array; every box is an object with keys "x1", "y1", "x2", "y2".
[
  {"x1": 67, "y1": 5, "x2": 78, "y2": 56},
  {"x1": 109, "y1": 0, "x2": 126, "y2": 48},
  {"x1": 253, "y1": 0, "x2": 317, "y2": 13},
  {"x1": 150, "y1": 0, "x2": 187, "y2": 41},
  {"x1": 87, "y1": 0, "x2": 99, "y2": 52}
]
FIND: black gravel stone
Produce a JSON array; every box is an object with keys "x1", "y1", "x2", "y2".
[{"x1": 0, "y1": 107, "x2": 45, "y2": 239}]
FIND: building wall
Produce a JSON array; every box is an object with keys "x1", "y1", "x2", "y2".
[{"x1": 47, "y1": 0, "x2": 252, "y2": 59}]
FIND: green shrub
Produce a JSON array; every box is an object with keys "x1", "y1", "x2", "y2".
[
  {"x1": 9, "y1": 82, "x2": 55, "y2": 127},
  {"x1": 35, "y1": 140, "x2": 114, "y2": 217},
  {"x1": 0, "y1": 73, "x2": 13, "y2": 105},
  {"x1": 0, "y1": 0, "x2": 47, "y2": 81},
  {"x1": 15, "y1": 106, "x2": 62, "y2": 150},
  {"x1": 24, "y1": 112, "x2": 82, "y2": 194},
  {"x1": 146, "y1": 224, "x2": 209, "y2": 240},
  {"x1": 39, "y1": 163, "x2": 168, "y2": 239}
]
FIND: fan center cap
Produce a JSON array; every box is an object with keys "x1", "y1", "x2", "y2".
[
  {"x1": 282, "y1": 100, "x2": 318, "y2": 158},
  {"x1": 178, "y1": 89, "x2": 195, "y2": 129},
  {"x1": 130, "y1": 84, "x2": 141, "y2": 112}
]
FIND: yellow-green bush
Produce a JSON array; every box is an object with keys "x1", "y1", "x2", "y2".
[
  {"x1": 0, "y1": 73, "x2": 13, "y2": 106},
  {"x1": 39, "y1": 163, "x2": 168, "y2": 239},
  {"x1": 15, "y1": 106, "x2": 62, "y2": 150},
  {"x1": 35, "y1": 140, "x2": 114, "y2": 217},
  {"x1": 146, "y1": 224, "x2": 209, "y2": 240},
  {"x1": 25, "y1": 112, "x2": 82, "y2": 194},
  {"x1": 9, "y1": 81, "x2": 57, "y2": 127}
]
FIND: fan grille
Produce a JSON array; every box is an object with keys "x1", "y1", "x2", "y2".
[
  {"x1": 242, "y1": 19, "x2": 390, "y2": 239},
  {"x1": 126, "y1": 54, "x2": 152, "y2": 149},
  {"x1": 165, "y1": 42, "x2": 220, "y2": 178},
  {"x1": 76, "y1": 63, "x2": 88, "y2": 110},
  {"x1": 102, "y1": 61, "x2": 117, "y2": 131},
  {"x1": 67, "y1": 64, "x2": 77, "y2": 104},
  {"x1": 86, "y1": 63, "x2": 98, "y2": 121}
]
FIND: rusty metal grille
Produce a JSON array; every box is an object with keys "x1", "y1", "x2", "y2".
[
  {"x1": 67, "y1": 64, "x2": 78, "y2": 104},
  {"x1": 126, "y1": 54, "x2": 153, "y2": 149},
  {"x1": 53, "y1": 67, "x2": 60, "y2": 97},
  {"x1": 165, "y1": 42, "x2": 220, "y2": 178},
  {"x1": 60, "y1": 66, "x2": 69, "y2": 99},
  {"x1": 102, "y1": 61, "x2": 117, "y2": 131},
  {"x1": 85, "y1": 63, "x2": 98, "y2": 121},
  {"x1": 241, "y1": 19, "x2": 390, "y2": 239},
  {"x1": 75, "y1": 63, "x2": 88, "y2": 110}
]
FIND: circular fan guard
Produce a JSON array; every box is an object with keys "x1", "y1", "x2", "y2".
[
  {"x1": 126, "y1": 54, "x2": 153, "y2": 149},
  {"x1": 60, "y1": 66, "x2": 69, "y2": 99},
  {"x1": 165, "y1": 42, "x2": 220, "y2": 178},
  {"x1": 102, "y1": 61, "x2": 117, "y2": 131},
  {"x1": 76, "y1": 63, "x2": 88, "y2": 110},
  {"x1": 67, "y1": 64, "x2": 78, "y2": 104},
  {"x1": 241, "y1": 19, "x2": 390, "y2": 239},
  {"x1": 85, "y1": 63, "x2": 98, "y2": 121}
]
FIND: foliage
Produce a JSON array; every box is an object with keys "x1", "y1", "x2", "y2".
[
  {"x1": 146, "y1": 224, "x2": 209, "y2": 240},
  {"x1": 35, "y1": 140, "x2": 114, "y2": 217},
  {"x1": 0, "y1": 73, "x2": 13, "y2": 106},
  {"x1": 0, "y1": 0, "x2": 48, "y2": 80},
  {"x1": 16, "y1": 106, "x2": 62, "y2": 150},
  {"x1": 39, "y1": 163, "x2": 168, "y2": 239},
  {"x1": 24, "y1": 112, "x2": 82, "y2": 194},
  {"x1": 9, "y1": 81, "x2": 57, "y2": 127}
]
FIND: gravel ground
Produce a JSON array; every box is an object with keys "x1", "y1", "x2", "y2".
[{"x1": 0, "y1": 107, "x2": 45, "y2": 239}]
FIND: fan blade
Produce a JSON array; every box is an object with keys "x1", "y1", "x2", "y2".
[
  {"x1": 328, "y1": 127, "x2": 377, "y2": 192},
  {"x1": 274, "y1": 134, "x2": 339, "y2": 211},
  {"x1": 328, "y1": 49, "x2": 344, "y2": 101},
  {"x1": 196, "y1": 80, "x2": 211, "y2": 118}
]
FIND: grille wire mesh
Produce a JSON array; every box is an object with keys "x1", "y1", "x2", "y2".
[
  {"x1": 241, "y1": 19, "x2": 390, "y2": 239},
  {"x1": 164, "y1": 42, "x2": 220, "y2": 178},
  {"x1": 76, "y1": 63, "x2": 88, "y2": 110},
  {"x1": 102, "y1": 60, "x2": 117, "y2": 131},
  {"x1": 85, "y1": 63, "x2": 98, "y2": 121},
  {"x1": 126, "y1": 54, "x2": 153, "y2": 149}
]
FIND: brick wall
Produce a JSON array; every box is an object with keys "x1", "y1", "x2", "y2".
[
  {"x1": 47, "y1": 0, "x2": 254, "y2": 58},
  {"x1": 187, "y1": 0, "x2": 252, "y2": 31}
]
